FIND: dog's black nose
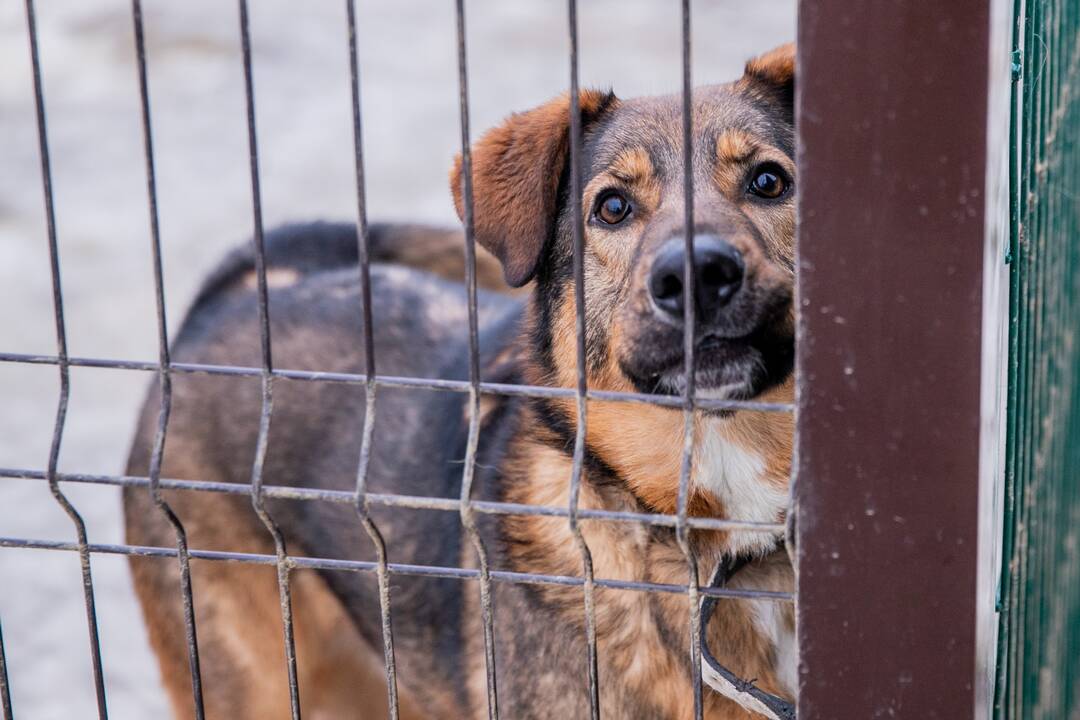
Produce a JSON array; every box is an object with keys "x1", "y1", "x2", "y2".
[{"x1": 648, "y1": 235, "x2": 744, "y2": 320}]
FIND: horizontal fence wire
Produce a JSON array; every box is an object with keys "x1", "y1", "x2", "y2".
[
  {"x1": 0, "y1": 468, "x2": 786, "y2": 534},
  {"x1": 0, "y1": 536, "x2": 791, "y2": 602},
  {"x1": 5, "y1": 1, "x2": 799, "y2": 717},
  {"x1": 0, "y1": 352, "x2": 793, "y2": 413}
]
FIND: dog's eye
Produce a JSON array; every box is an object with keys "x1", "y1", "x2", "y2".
[
  {"x1": 748, "y1": 163, "x2": 790, "y2": 200},
  {"x1": 595, "y1": 191, "x2": 631, "y2": 225}
]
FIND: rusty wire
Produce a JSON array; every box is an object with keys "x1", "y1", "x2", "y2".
[
  {"x1": 453, "y1": 1, "x2": 501, "y2": 716},
  {"x1": 345, "y1": 1, "x2": 401, "y2": 716},
  {"x1": 22, "y1": 1, "x2": 108, "y2": 717},
  {"x1": 237, "y1": 1, "x2": 302, "y2": 716},
  {"x1": 129, "y1": 1, "x2": 206, "y2": 716}
]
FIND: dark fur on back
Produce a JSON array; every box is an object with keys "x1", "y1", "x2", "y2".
[
  {"x1": 190, "y1": 221, "x2": 509, "y2": 315},
  {"x1": 126, "y1": 221, "x2": 524, "y2": 717}
]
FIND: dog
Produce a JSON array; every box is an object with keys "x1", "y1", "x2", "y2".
[{"x1": 124, "y1": 43, "x2": 797, "y2": 720}]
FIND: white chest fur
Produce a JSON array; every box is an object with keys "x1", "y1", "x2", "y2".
[
  {"x1": 693, "y1": 424, "x2": 787, "y2": 555},
  {"x1": 693, "y1": 423, "x2": 797, "y2": 715},
  {"x1": 750, "y1": 599, "x2": 798, "y2": 697}
]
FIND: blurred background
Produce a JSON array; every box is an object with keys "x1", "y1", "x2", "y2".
[{"x1": 0, "y1": 1, "x2": 794, "y2": 716}]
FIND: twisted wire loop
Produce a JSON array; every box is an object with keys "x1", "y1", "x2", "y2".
[
  {"x1": 129, "y1": 3, "x2": 207, "y2": 716},
  {"x1": 454, "y1": 1, "x2": 500, "y2": 716},
  {"x1": 345, "y1": 1, "x2": 400, "y2": 716},
  {"x1": 566, "y1": 1, "x2": 601, "y2": 717},
  {"x1": 0, "y1": 617, "x2": 12, "y2": 720},
  {"x1": 23, "y1": 1, "x2": 109, "y2": 716},
  {"x1": 675, "y1": 2, "x2": 705, "y2": 719},
  {"x1": 237, "y1": 2, "x2": 301, "y2": 716}
]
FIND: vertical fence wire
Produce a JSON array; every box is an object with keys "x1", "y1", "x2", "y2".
[
  {"x1": 344, "y1": 1, "x2": 400, "y2": 716},
  {"x1": 1013, "y1": 3, "x2": 1041, "y2": 715},
  {"x1": 565, "y1": 2, "x2": 601, "y2": 717},
  {"x1": 236, "y1": 2, "x2": 302, "y2": 717},
  {"x1": 1030, "y1": 5, "x2": 1053, "y2": 713},
  {"x1": 1002, "y1": 3, "x2": 1036, "y2": 712},
  {"x1": 1048, "y1": 0, "x2": 1071, "y2": 703},
  {"x1": 1036, "y1": 2, "x2": 1061, "y2": 702},
  {"x1": 453, "y1": 1, "x2": 500, "y2": 716},
  {"x1": 1064, "y1": 3, "x2": 1080, "y2": 702},
  {"x1": 1041, "y1": 0, "x2": 1076, "y2": 712},
  {"x1": 996, "y1": 0, "x2": 1024, "y2": 708},
  {"x1": 0, "y1": 618, "x2": 11, "y2": 720},
  {"x1": 129, "y1": 3, "x2": 207, "y2": 716},
  {"x1": 1017, "y1": 1, "x2": 1046, "y2": 707},
  {"x1": 674, "y1": 1, "x2": 703, "y2": 718},
  {"x1": 22, "y1": 2, "x2": 109, "y2": 717},
  {"x1": 1027, "y1": 5, "x2": 1055, "y2": 718}
]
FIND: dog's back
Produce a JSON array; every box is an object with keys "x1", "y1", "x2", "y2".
[{"x1": 124, "y1": 221, "x2": 519, "y2": 719}]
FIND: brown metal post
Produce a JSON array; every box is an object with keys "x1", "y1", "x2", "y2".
[{"x1": 795, "y1": 1, "x2": 1012, "y2": 718}]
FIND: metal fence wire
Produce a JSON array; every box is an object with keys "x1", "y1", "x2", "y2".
[{"x1": 0, "y1": 2, "x2": 795, "y2": 720}]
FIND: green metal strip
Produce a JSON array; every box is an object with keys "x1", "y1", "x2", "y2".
[{"x1": 995, "y1": 0, "x2": 1080, "y2": 716}]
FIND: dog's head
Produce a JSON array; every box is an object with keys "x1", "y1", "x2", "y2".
[
  {"x1": 452, "y1": 45, "x2": 796, "y2": 534},
  {"x1": 453, "y1": 45, "x2": 794, "y2": 405}
]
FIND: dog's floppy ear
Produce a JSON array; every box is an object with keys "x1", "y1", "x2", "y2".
[
  {"x1": 450, "y1": 90, "x2": 618, "y2": 287},
  {"x1": 742, "y1": 42, "x2": 795, "y2": 115}
]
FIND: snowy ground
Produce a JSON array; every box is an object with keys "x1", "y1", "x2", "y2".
[{"x1": 0, "y1": 2, "x2": 794, "y2": 716}]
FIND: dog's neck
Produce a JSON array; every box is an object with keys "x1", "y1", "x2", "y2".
[
  {"x1": 473, "y1": 315, "x2": 798, "y2": 713},
  {"x1": 495, "y1": 399, "x2": 796, "y2": 716}
]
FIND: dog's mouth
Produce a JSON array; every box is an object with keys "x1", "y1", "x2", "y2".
[
  {"x1": 661, "y1": 334, "x2": 768, "y2": 399},
  {"x1": 622, "y1": 322, "x2": 794, "y2": 402}
]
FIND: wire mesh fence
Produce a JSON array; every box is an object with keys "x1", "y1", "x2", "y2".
[
  {"x1": 11, "y1": 0, "x2": 1077, "y2": 718},
  {"x1": 1, "y1": 2, "x2": 796, "y2": 719},
  {"x1": 995, "y1": 0, "x2": 1080, "y2": 716}
]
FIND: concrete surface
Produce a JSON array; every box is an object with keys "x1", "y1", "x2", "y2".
[{"x1": 0, "y1": 1, "x2": 795, "y2": 716}]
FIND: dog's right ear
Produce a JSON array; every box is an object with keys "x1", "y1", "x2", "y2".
[
  {"x1": 450, "y1": 90, "x2": 618, "y2": 287},
  {"x1": 742, "y1": 43, "x2": 795, "y2": 120}
]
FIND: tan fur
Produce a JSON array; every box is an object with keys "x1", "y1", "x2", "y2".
[
  {"x1": 720, "y1": 378, "x2": 795, "y2": 488},
  {"x1": 588, "y1": 146, "x2": 664, "y2": 217},
  {"x1": 378, "y1": 226, "x2": 515, "y2": 293},
  {"x1": 503, "y1": 438, "x2": 791, "y2": 718},
  {"x1": 742, "y1": 44, "x2": 795, "y2": 91},
  {"x1": 583, "y1": 148, "x2": 663, "y2": 273},
  {"x1": 714, "y1": 139, "x2": 794, "y2": 202},
  {"x1": 716, "y1": 129, "x2": 758, "y2": 165},
  {"x1": 242, "y1": 267, "x2": 301, "y2": 290},
  {"x1": 127, "y1": 449, "x2": 428, "y2": 720}
]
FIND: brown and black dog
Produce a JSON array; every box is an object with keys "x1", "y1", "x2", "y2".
[{"x1": 125, "y1": 43, "x2": 797, "y2": 720}]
